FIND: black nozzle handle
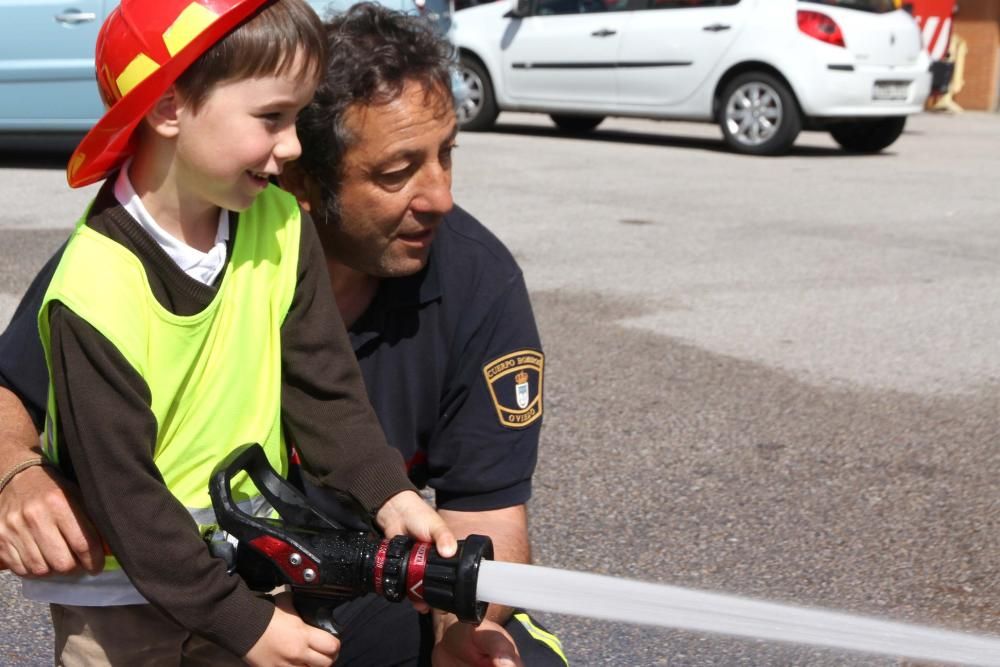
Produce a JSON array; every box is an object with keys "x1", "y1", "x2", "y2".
[
  {"x1": 210, "y1": 443, "x2": 375, "y2": 541},
  {"x1": 210, "y1": 444, "x2": 331, "y2": 542}
]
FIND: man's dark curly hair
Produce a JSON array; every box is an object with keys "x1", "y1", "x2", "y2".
[{"x1": 295, "y1": 3, "x2": 454, "y2": 224}]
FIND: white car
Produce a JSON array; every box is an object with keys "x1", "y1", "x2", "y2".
[{"x1": 452, "y1": 0, "x2": 932, "y2": 154}]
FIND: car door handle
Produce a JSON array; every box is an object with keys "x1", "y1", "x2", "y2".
[
  {"x1": 702, "y1": 23, "x2": 731, "y2": 32},
  {"x1": 55, "y1": 11, "x2": 98, "y2": 25},
  {"x1": 591, "y1": 28, "x2": 617, "y2": 37}
]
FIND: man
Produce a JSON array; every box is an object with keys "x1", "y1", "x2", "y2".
[{"x1": 0, "y1": 4, "x2": 565, "y2": 666}]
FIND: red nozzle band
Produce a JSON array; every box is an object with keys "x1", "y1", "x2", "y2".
[{"x1": 405, "y1": 542, "x2": 431, "y2": 601}]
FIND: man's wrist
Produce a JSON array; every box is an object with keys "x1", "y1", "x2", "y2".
[
  {"x1": 0, "y1": 456, "x2": 50, "y2": 496},
  {"x1": 432, "y1": 603, "x2": 514, "y2": 644}
]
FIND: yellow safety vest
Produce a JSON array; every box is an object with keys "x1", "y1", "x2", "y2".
[{"x1": 33, "y1": 185, "x2": 299, "y2": 602}]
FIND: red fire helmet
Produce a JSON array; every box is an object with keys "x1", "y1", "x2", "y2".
[{"x1": 67, "y1": 0, "x2": 272, "y2": 188}]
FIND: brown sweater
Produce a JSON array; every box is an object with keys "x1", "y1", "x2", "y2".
[{"x1": 46, "y1": 181, "x2": 414, "y2": 656}]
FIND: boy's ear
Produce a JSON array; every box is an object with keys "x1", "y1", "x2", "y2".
[
  {"x1": 145, "y1": 86, "x2": 182, "y2": 138},
  {"x1": 279, "y1": 161, "x2": 319, "y2": 213}
]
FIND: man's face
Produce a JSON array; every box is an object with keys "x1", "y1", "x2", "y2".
[{"x1": 320, "y1": 79, "x2": 457, "y2": 278}]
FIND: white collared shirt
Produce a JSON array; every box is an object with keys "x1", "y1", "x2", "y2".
[{"x1": 113, "y1": 162, "x2": 230, "y2": 286}]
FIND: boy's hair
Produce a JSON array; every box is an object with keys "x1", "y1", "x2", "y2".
[
  {"x1": 176, "y1": 0, "x2": 328, "y2": 111},
  {"x1": 295, "y1": 2, "x2": 454, "y2": 224}
]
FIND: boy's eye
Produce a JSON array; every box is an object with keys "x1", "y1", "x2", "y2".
[{"x1": 258, "y1": 111, "x2": 298, "y2": 127}]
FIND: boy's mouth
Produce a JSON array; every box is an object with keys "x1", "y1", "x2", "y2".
[{"x1": 247, "y1": 170, "x2": 270, "y2": 188}]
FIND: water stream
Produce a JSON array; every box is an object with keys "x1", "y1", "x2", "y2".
[{"x1": 476, "y1": 560, "x2": 1000, "y2": 666}]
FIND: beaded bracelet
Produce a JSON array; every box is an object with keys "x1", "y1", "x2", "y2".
[{"x1": 0, "y1": 457, "x2": 47, "y2": 497}]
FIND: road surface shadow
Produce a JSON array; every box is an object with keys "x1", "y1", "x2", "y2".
[
  {"x1": 489, "y1": 121, "x2": 893, "y2": 158},
  {"x1": 0, "y1": 125, "x2": 902, "y2": 166},
  {"x1": 0, "y1": 135, "x2": 81, "y2": 169}
]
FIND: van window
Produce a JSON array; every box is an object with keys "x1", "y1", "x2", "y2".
[
  {"x1": 800, "y1": 0, "x2": 897, "y2": 12},
  {"x1": 537, "y1": 0, "x2": 630, "y2": 14}
]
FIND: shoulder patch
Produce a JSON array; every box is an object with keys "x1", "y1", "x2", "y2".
[{"x1": 483, "y1": 350, "x2": 544, "y2": 429}]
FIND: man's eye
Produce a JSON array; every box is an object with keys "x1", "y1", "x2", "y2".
[
  {"x1": 377, "y1": 166, "x2": 414, "y2": 188},
  {"x1": 440, "y1": 143, "x2": 457, "y2": 166}
]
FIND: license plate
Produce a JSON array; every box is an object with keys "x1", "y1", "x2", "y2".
[{"x1": 872, "y1": 81, "x2": 911, "y2": 101}]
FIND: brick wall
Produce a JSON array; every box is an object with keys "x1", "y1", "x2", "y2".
[{"x1": 953, "y1": 0, "x2": 1000, "y2": 110}]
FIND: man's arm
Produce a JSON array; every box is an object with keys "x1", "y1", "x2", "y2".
[
  {"x1": 431, "y1": 505, "x2": 531, "y2": 667},
  {"x1": 439, "y1": 505, "x2": 530, "y2": 626},
  {"x1": 0, "y1": 245, "x2": 105, "y2": 576},
  {"x1": 0, "y1": 386, "x2": 104, "y2": 575},
  {"x1": 422, "y1": 226, "x2": 544, "y2": 665},
  {"x1": 0, "y1": 387, "x2": 42, "y2": 474}
]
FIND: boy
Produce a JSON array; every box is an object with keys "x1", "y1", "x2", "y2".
[{"x1": 21, "y1": 0, "x2": 454, "y2": 664}]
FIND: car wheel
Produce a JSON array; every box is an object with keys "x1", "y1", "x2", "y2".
[
  {"x1": 456, "y1": 55, "x2": 498, "y2": 132},
  {"x1": 550, "y1": 114, "x2": 605, "y2": 133},
  {"x1": 829, "y1": 117, "x2": 907, "y2": 153},
  {"x1": 718, "y1": 72, "x2": 801, "y2": 156}
]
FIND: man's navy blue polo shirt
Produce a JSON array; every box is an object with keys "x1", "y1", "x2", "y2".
[
  {"x1": 0, "y1": 206, "x2": 543, "y2": 513},
  {"x1": 0, "y1": 250, "x2": 59, "y2": 426},
  {"x1": 341, "y1": 205, "x2": 543, "y2": 511}
]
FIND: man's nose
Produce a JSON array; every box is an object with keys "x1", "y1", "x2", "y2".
[{"x1": 413, "y1": 162, "x2": 453, "y2": 214}]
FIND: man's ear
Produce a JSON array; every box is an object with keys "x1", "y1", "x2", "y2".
[
  {"x1": 279, "y1": 161, "x2": 319, "y2": 213},
  {"x1": 145, "y1": 86, "x2": 182, "y2": 139}
]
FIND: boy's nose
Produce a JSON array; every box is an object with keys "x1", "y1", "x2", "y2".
[{"x1": 274, "y1": 126, "x2": 302, "y2": 164}]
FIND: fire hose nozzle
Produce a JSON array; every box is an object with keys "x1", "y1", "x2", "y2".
[{"x1": 209, "y1": 444, "x2": 494, "y2": 628}]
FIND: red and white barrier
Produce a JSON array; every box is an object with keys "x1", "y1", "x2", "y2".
[{"x1": 909, "y1": 0, "x2": 957, "y2": 61}]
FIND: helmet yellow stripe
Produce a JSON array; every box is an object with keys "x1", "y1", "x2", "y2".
[
  {"x1": 163, "y1": 3, "x2": 220, "y2": 56},
  {"x1": 67, "y1": 153, "x2": 87, "y2": 181},
  {"x1": 116, "y1": 53, "x2": 160, "y2": 98}
]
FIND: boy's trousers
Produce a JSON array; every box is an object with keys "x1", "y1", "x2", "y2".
[{"x1": 51, "y1": 603, "x2": 244, "y2": 666}]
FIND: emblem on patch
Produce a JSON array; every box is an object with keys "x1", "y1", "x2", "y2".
[{"x1": 483, "y1": 349, "x2": 544, "y2": 429}]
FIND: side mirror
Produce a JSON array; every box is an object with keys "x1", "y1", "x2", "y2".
[{"x1": 506, "y1": 0, "x2": 531, "y2": 18}]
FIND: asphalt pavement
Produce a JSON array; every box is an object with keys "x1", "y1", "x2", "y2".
[{"x1": 1, "y1": 111, "x2": 998, "y2": 665}]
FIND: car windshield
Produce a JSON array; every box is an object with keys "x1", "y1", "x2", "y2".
[{"x1": 800, "y1": 0, "x2": 897, "y2": 12}]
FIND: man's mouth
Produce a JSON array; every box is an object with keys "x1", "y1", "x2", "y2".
[{"x1": 396, "y1": 226, "x2": 437, "y2": 248}]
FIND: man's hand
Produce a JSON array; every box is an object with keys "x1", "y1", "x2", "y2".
[
  {"x1": 0, "y1": 385, "x2": 103, "y2": 576},
  {"x1": 431, "y1": 617, "x2": 523, "y2": 667},
  {"x1": 375, "y1": 490, "x2": 457, "y2": 557},
  {"x1": 244, "y1": 593, "x2": 340, "y2": 667},
  {"x1": 0, "y1": 464, "x2": 105, "y2": 576}
]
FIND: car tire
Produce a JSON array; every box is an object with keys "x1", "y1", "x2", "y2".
[
  {"x1": 456, "y1": 54, "x2": 498, "y2": 132},
  {"x1": 829, "y1": 117, "x2": 907, "y2": 153},
  {"x1": 550, "y1": 114, "x2": 605, "y2": 133},
  {"x1": 717, "y1": 72, "x2": 801, "y2": 156}
]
